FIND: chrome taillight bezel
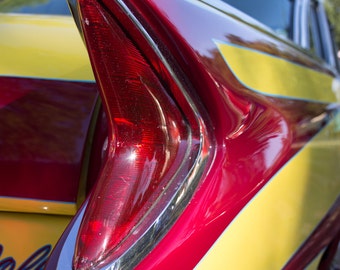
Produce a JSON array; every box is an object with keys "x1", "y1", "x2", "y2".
[{"x1": 54, "y1": 0, "x2": 214, "y2": 269}]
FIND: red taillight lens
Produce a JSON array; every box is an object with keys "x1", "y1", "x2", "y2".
[{"x1": 73, "y1": 0, "x2": 210, "y2": 269}]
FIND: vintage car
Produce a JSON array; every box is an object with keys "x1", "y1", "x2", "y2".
[{"x1": 0, "y1": 0, "x2": 339, "y2": 269}]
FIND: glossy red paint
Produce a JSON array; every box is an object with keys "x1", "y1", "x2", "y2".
[
  {"x1": 0, "y1": 77, "x2": 98, "y2": 202},
  {"x1": 45, "y1": 0, "x2": 339, "y2": 268},
  {"x1": 93, "y1": 1, "x2": 336, "y2": 269},
  {"x1": 0, "y1": 83, "x2": 31, "y2": 109}
]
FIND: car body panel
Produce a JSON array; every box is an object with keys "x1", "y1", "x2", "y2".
[
  {"x1": 0, "y1": 9, "x2": 98, "y2": 267},
  {"x1": 196, "y1": 113, "x2": 340, "y2": 269},
  {"x1": 120, "y1": 0, "x2": 340, "y2": 269},
  {"x1": 0, "y1": 77, "x2": 97, "y2": 203},
  {"x1": 0, "y1": 14, "x2": 94, "y2": 81},
  {"x1": 0, "y1": 212, "x2": 70, "y2": 269},
  {"x1": 48, "y1": 0, "x2": 340, "y2": 268},
  {"x1": 1, "y1": 0, "x2": 339, "y2": 269},
  {"x1": 0, "y1": 13, "x2": 96, "y2": 204},
  {"x1": 216, "y1": 41, "x2": 338, "y2": 103}
]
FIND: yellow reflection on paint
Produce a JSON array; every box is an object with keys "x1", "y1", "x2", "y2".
[{"x1": 196, "y1": 113, "x2": 340, "y2": 269}]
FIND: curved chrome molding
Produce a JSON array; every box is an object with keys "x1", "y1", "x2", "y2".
[
  {"x1": 55, "y1": 202, "x2": 87, "y2": 269},
  {"x1": 67, "y1": 0, "x2": 85, "y2": 40}
]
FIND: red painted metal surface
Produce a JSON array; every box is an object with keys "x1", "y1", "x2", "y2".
[
  {"x1": 0, "y1": 77, "x2": 98, "y2": 202},
  {"x1": 46, "y1": 0, "x2": 340, "y2": 268},
  {"x1": 106, "y1": 1, "x2": 336, "y2": 269}
]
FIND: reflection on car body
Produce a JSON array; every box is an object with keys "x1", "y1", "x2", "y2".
[{"x1": 0, "y1": 0, "x2": 339, "y2": 269}]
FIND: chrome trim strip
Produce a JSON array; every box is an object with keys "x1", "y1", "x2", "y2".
[
  {"x1": 199, "y1": 0, "x2": 274, "y2": 34},
  {"x1": 56, "y1": 203, "x2": 87, "y2": 269},
  {"x1": 67, "y1": 0, "x2": 85, "y2": 40},
  {"x1": 317, "y1": 2, "x2": 338, "y2": 69}
]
